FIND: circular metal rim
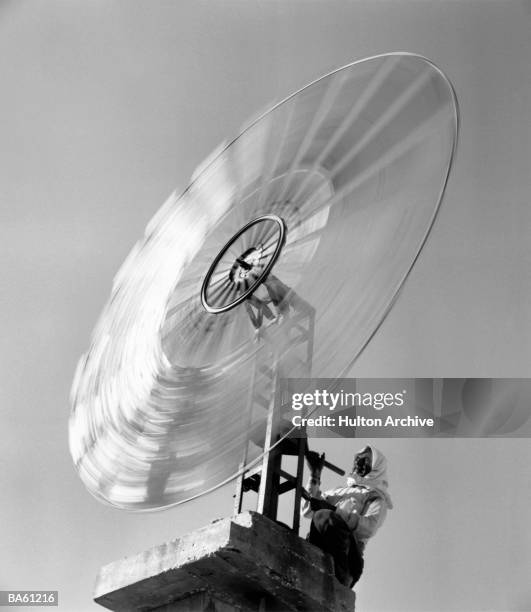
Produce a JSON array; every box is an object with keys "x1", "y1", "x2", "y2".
[{"x1": 200, "y1": 214, "x2": 287, "y2": 314}]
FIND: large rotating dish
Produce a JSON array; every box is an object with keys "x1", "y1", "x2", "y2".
[{"x1": 69, "y1": 53, "x2": 458, "y2": 510}]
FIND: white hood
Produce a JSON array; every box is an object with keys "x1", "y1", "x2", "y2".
[{"x1": 347, "y1": 445, "x2": 393, "y2": 509}]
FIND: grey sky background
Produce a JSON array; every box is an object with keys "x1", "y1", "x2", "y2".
[{"x1": 1, "y1": 1, "x2": 531, "y2": 611}]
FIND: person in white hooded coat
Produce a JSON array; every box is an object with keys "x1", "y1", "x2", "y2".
[{"x1": 301, "y1": 445, "x2": 393, "y2": 587}]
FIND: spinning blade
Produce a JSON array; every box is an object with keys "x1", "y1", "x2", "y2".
[{"x1": 69, "y1": 53, "x2": 458, "y2": 510}]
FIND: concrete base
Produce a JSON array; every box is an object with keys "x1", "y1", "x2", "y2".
[{"x1": 94, "y1": 511, "x2": 355, "y2": 612}]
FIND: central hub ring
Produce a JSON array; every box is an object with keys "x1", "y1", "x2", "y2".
[{"x1": 201, "y1": 215, "x2": 286, "y2": 314}]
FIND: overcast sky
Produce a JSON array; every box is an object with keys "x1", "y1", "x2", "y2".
[{"x1": 1, "y1": 2, "x2": 531, "y2": 611}]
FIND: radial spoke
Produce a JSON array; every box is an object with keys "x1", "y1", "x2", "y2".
[
  {"x1": 283, "y1": 227, "x2": 324, "y2": 252},
  {"x1": 330, "y1": 68, "x2": 432, "y2": 180},
  {"x1": 201, "y1": 319, "x2": 228, "y2": 359},
  {"x1": 256, "y1": 100, "x2": 298, "y2": 212},
  {"x1": 260, "y1": 235, "x2": 281, "y2": 252},
  {"x1": 227, "y1": 245, "x2": 242, "y2": 259},
  {"x1": 227, "y1": 283, "x2": 239, "y2": 302},
  {"x1": 208, "y1": 273, "x2": 231, "y2": 289},
  {"x1": 290, "y1": 55, "x2": 401, "y2": 203},
  {"x1": 214, "y1": 255, "x2": 236, "y2": 269},
  {"x1": 325, "y1": 106, "x2": 450, "y2": 211},
  {"x1": 255, "y1": 223, "x2": 278, "y2": 247},
  {"x1": 187, "y1": 311, "x2": 216, "y2": 346},
  {"x1": 175, "y1": 276, "x2": 201, "y2": 291},
  {"x1": 165, "y1": 294, "x2": 196, "y2": 319},
  {"x1": 209, "y1": 280, "x2": 234, "y2": 303},
  {"x1": 288, "y1": 200, "x2": 330, "y2": 230},
  {"x1": 244, "y1": 223, "x2": 260, "y2": 250},
  {"x1": 276, "y1": 70, "x2": 349, "y2": 203},
  {"x1": 247, "y1": 220, "x2": 267, "y2": 247}
]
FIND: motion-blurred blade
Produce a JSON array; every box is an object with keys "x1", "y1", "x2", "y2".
[{"x1": 69, "y1": 53, "x2": 458, "y2": 510}]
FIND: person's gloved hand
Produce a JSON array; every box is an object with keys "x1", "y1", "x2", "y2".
[{"x1": 306, "y1": 450, "x2": 326, "y2": 480}]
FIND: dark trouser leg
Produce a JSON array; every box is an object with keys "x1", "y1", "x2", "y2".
[
  {"x1": 347, "y1": 531, "x2": 364, "y2": 587},
  {"x1": 309, "y1": 509, "x2": 364, "y2": 587}
]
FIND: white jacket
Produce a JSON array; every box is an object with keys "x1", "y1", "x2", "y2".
[{"x1": 301, "y1": 446, "x2": 393, "y2": 550}]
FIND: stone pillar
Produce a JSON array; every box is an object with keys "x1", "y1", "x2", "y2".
[{"x1": 94, "y1": 511, "x2": 355, "y2": 612}]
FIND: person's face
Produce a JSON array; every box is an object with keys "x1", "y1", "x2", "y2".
[{"x1": 351, "y1": 447, "x2": 372, "y2": 477}]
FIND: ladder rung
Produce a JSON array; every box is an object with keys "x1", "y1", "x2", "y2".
[
  {"x1": 241, "y1": 463, "x2": 263, "y2": 492},
  {"x1": 279, "y1": 469, "x2": 296, "y2": 483},
  {"x1": 242, "y1": 474, "x2": 261, "y2": 493},
  {"x1": 278, "y1": 480, "x2": 296, "y2": 495}
]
